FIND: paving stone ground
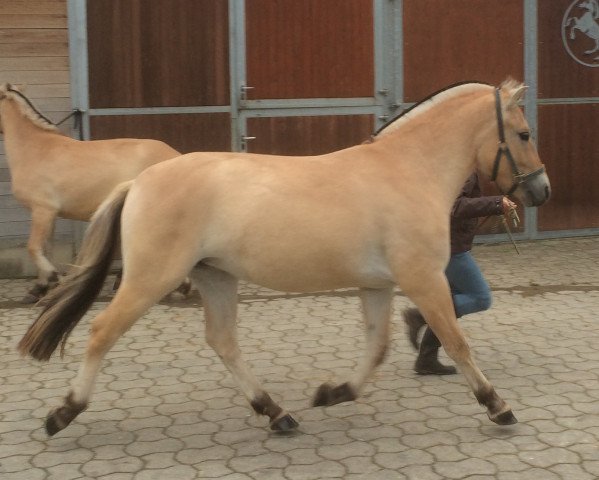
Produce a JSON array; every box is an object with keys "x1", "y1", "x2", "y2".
[{"x1": 1, "y1": 237, "x2": 599, "y2": 479}]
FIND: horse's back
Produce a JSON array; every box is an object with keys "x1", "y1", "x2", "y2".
[
  {"x1": 38, "y1": 137, "x2": 180, "y2": 219},
  {"x1": 122, "y1": 151, "x2": 411, "y2": 291}
]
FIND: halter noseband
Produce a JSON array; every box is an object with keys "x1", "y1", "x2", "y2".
[{"x1": 490, "y1": 87, "x2": 545, "y2": 195}]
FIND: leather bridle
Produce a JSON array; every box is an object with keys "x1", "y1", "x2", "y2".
[{"x1": 490, "y1": 88, "x2": 545, "y2": 195}]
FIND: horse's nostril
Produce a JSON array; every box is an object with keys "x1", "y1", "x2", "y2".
[{"x1": 545, "y1": 185, "x2": 551, "y2": 201}]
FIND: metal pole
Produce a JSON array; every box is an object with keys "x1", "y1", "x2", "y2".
[{"x1": 523, "y1": 0, "x2": 539, "y2": 239}]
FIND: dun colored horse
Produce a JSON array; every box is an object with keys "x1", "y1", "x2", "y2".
[
  {"x1": 0, "y1": 84, "x2": 180, "y2": 302},
  {"x1": 19, "y1": 80, "x2": 550, "y2": 436}
]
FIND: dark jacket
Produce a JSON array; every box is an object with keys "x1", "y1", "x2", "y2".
[{"x1": 450, "y1": 173, "x2": 503, "y2": 254}]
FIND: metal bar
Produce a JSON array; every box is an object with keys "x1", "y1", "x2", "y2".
[
  {"x1": 532, "y1": 228, "x2": 599, "y2": 239},
  {"x1": 240, "y1": 106, "x2": 378, "y2": 119},
  {"x1": 88, "y1": 106, "x2": 231, "y2": 116},
  {"x1": 67, "y1": 0, "x2": 90, "y2": 140},
  {"x1": 477, "y1": 227, "x2": 599, "y2": 243},
  {"x1": 229, "y1": 0, "x2": 245, "y2": 151},
  {"x1": 537, "y1": 97, "x2": 599, "y2": 105},
  {"x1": 523, "y1": 0, "x2": 539, "y2": 239},
  {"x1": 394, "y1": 0, "x2": 404, "y2": 107},
  {"x1": 373, "y1": 0, "x2": 387, "y2": 126},
  {"x1": 242, "y1": 97, "x2": 378, "y2": 110}
]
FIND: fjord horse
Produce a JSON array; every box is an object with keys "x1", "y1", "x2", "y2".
[
  {"x1": 19, "y1": 80, "x2": 550, "y2": 436},
  {"x1": 0, "y1": 84, "x2": 180, "y2": 302}
]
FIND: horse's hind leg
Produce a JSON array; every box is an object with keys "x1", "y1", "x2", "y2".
[
  {"x1": 45, "y1": 278, "x2": 181, "y2": 436},
  {"x1": 402, "y1": 272, "x2": 517, "y2": 425},
  {"x1": 313, "y1": 287, "x2": 393, "y2": 407},
  {"x1": 23, "y1": 206, "x2": 59, "y2": 303},
  {"x1": 191, "y1": 264, "x2": 298, "y2": 432}
]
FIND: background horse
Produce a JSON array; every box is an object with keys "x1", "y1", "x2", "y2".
[
  {"x1": 0, "y1": 84, "x2": 180, "y2": 302},
  {"x1": 19, "y1": 79, "x2": 550, "y2": 436}
]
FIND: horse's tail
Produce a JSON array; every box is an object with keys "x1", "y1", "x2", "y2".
[{"x1": 18, "y1": 180, "x2": 134, "y2": 361}]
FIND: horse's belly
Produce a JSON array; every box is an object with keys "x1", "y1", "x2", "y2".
[{"x1": 203, "y1": 245, "x2": 395, "y2": 293}]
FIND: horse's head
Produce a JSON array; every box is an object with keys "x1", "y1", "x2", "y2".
[{"x1": 477, "y1": 79, "x2": 550, "y2": 207}]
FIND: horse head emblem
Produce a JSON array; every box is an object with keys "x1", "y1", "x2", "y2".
[{"x1": 562, "y1": 0, "x2": 599, "y2": 67}]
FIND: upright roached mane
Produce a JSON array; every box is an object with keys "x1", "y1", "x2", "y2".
[
  {"x1": 18, "y1": 80, "x2": 551, "y2": 438},
  {"x1": 375, "y1": 81, "x2": 492, "y2": 137}
]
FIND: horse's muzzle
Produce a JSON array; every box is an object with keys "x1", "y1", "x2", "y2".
[{"x1": 519, "y1": 171, "x2": 551, "y2": 207}]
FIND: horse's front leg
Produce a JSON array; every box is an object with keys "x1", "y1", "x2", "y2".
[
  {"x1": 23, "y1": 206, "x2": 59, "y2": 303},
  {"x1": 403, "y1": 272, "x2": 517, "y2": 425},
  {"x1": 313, "y1": 287, "x2": 393, "y2": 407},
  {"x1": 192, "y1": 265, "x2": 298, "y2": 432}
]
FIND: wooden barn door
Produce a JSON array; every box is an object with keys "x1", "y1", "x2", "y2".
[
  {"x1": 536, "y1": 0, "x2": 599, "y2": 233},
  {"x1": 83, "y1": 0, "x2": 231, "y2": 153},
  {"x1": 402, "y1": 0, "x2": 528, "y2": 237},
  {"x1": 236, "y1": 0, "x2": 389, "y2": 155}
]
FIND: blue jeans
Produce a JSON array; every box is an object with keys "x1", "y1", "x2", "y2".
[{"x1": 445, "y1": 251, "x2": 492, "y2": 318}]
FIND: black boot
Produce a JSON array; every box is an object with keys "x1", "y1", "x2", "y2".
[
  {"x1": 415, "y1": 328, "x2": 457, "y2": 375},
  {"x1": 402, "y1": 308, "x2": 426, "y2": 350}
]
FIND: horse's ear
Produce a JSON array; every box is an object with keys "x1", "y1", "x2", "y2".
[{"x1": 507, "y1": 84, "x2": 527, "y2": 109}]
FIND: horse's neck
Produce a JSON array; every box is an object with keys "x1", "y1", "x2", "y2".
[{"x1": 380, "y1": 106, "x2": 486, "y2": 209}]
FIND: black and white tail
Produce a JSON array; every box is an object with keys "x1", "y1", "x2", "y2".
[{"x1": 18, "y1": 181, "x2": 133, "y2": 361}]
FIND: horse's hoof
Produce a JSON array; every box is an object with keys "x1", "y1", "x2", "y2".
[
  {"x1": 492, "y1": 410, "x2": 518, "y2": 425},
  {"x1": 270, "y1": 413, "x2": 299, "y2": 432},
  {"x1": 176, "y1": 279, "x2": 192, "y2": 296},
  {"x1": 45, "y1": 411, "x2": 64, "y2": 436},
  {"x1": 312, "y1": 382, "x2": 357, "y2": 407},
  {"x1": 313, "y1": 383, "x2": 334, "y2": 407},
  {"x1": 21, "y1": 293, "x2": 41, "y2": 304},
  {"x1": 22, "y1": 283, "x2": 49, "y2": 304}
]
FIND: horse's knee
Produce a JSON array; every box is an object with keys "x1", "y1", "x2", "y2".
[{"x1": 205, "y1": 330, "x2": 239, "y2": 361}]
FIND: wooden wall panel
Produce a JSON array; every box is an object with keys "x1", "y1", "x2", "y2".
[
  {"x1": 247, "y1": 115, "x2": 373, "y2": 156},
  {"x1": 538, "y1": 0, "x2": 599, "y2": 98},
  {"x1": 245, "y1": 0, "x2": 374, "y2": 99},
  {"x1": 87, "y1": 0, "x2": 229, "y2": 108},
  {"x1": 1, "y1": 1, "x2": 65, "y2": 15},
  {"x1": 0, "y1": 14, "x2": 66, "y2": 28},
  {"x1": 403, "y1": 0, "x2": 523, "y2": 102},
  {"x1": 537, "y1": 104, "x2": 599, "y2": 231},
  {"x1": 90, "y1": 113, "x2": 231, "y2": 154},
  {"x1": 0, "y1": 0, "x2": 72, "y2": 247}
]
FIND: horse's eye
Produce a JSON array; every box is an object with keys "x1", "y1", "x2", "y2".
[{"x1": 518, "y1": 131, "x2": 530, "y2": 141}]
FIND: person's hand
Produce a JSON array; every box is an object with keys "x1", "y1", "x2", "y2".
[{"x1": 502, "y1": 197, "x2": 517, "y2": 215}]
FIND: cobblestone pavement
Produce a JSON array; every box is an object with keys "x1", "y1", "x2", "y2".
[{"x1": 1, "y1": 237, "x2": 599, "y2": 480}]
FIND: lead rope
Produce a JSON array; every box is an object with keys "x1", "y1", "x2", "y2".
[
  {"x1": 55, "y1": 109, "x2": 84, "y2": 140},
  {"x1": 478, "y1": 205, "x2": 521, "y2": 254}
]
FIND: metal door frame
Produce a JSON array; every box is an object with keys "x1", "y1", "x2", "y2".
[{"x1": 229, "y1": 0, "x2": 396, "y2": 152}]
